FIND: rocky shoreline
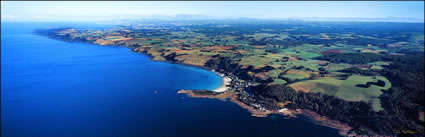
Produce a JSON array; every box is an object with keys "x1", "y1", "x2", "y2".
[{"x1": 177, "y1": 89, "x2": 359, "y2": 137}]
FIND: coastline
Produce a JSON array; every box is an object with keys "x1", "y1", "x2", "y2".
[
  {"x1": 43, "y1": 33, "x2": 357, "y2": 137},
  {"x1": 177, "y1": 89, "x2": 356, "y2": 136},
  {"x1": 136, "y1": 47, "x2": 358, "y2": 137}
]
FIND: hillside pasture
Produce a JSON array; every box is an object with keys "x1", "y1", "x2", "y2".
[
  {"x1": 285, "y1": 69, "x2": 312, "y2": 78},
  {"x1": 239, "y1": 56, "x2": 275, "y2": 67},
  {"x1": 282, "y1": 73, "x2": 307, "y2": 81},
  {"x1": 289, "y1": 78, "x2": 343, "y2": 95},
  {"x1": 289, "y1": 75, "x2": 392, "y2": 111},
  {"x1": 333, "y1": 75, "x2": 391, "y2": 108},
  {"x1": 285, "y1": 60, "x2": 321, "y2": 71},
  {"x1": 326, "y1": 63, "x2": 351, "y2": 72},
  {"x1": 270, "y1": 79, "x2": 287, "y2": 85}
]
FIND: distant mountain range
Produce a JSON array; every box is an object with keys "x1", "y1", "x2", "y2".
[
  {"x1": 288, "y1": 16, "x2": 424, "y2": 23},
  {"x1": 96, "y1": 14, "x2": 424, "y2": 25}
]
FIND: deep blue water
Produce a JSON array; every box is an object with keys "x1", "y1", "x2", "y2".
[{"x1": 1, "y1": 22, "x2": 341, "y2": 137}]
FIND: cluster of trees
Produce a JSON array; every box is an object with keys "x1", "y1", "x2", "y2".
[
  {"x1": 250, "y1": 52, "x2": 424, "y2": 136},
  {"x1": 264, "y1": 48, "x2": 281, "y2": 54},
  {"x1": 345, "y1": 37, "x2": 391, "y2": 47},
  {"x1": 316, "y1": 53, "x2": 391, "y2": 64},
  {"x1": 339, "y1": 67, "x2": 379, "y2": 76},
  {"x1": 251, "y1": 84, "x2": 387, "y2": 135},
  {"x1": 204, "y1": 56, "x2": 278, "y2": 84},
  {"x1": 379, "y1": 52, "x2": 424, "y2": 136},
  {"x1": 355, "y1": 80, "x2": 386, "y2": 88}
]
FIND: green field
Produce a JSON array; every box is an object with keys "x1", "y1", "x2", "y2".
[
  {"x1": 289, "y1": 75, "x2": 391, "y2": 111},
  {"x1": 370, "y1": 98, "x2": 384, "y2": 112},
  {"x1": 368, "y1": 61, "x2": 391, "y2": 70},
  {"x1": 267, "y1": 69, "x2": 286, "y2": 78},
  {"x1": 327, "y1": 63, "x2": 351, "y2": 72},
  {"x1": 290, "y1": 78, "x2": 342, "y2": 91},
  {"x1": 271, "y1": 79, "x2": 287, "y2": 85},
  {"x1": 285, "y1": 60, "x2": 321, "y2": 71},
  {"x1": 239, "y1": 56, "x2": 275, "y2": 67},
  {"x1": 370, "y1": 66, "x2": 384, "y2": 70},
  {"x1": 282, "y1": 73, "x2": 307, "y2": 81},
  {"x1": 335, "y1": 75, "x2": 390, "y2": 101}
]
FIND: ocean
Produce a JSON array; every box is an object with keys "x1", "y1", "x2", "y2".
[{"x1": 1, "y1": 22, "x2": 341, "y2": 137}]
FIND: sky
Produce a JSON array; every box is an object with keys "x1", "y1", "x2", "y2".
[{"x1": 1, "y1": 1, "x2": 424, "y2": 22}]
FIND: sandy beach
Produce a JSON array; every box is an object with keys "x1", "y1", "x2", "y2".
[{"x1": 213, "y1": 72, "x2": 231, "y2": 92}]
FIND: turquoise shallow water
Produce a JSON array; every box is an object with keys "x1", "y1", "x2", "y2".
[{"x1": 1, "y1": 22, "x2": 341, "y2": 137}]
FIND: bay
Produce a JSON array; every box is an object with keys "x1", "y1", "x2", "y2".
[{"x1": 1, "y1": 22, "x2": 341, "y2": 137}]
